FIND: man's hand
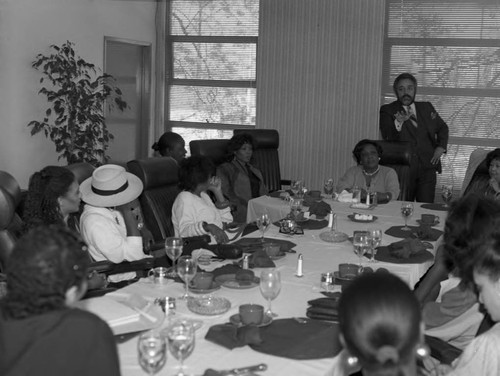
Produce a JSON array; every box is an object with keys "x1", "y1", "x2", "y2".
[
  {"x1": 431, "y1": 146, "x2": 445, "y2": 165},
  {"x1": 394, "y1": 110, "x2": 410, "y2": 124}
]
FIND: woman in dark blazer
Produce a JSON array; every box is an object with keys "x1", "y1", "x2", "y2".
[{"x1": 217, "y1": 133, "x2": 268, "y2": 223}]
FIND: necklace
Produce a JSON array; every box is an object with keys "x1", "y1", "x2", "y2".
[{"x1": 363, "y1": 166, "x2": 380, "y2": 176}]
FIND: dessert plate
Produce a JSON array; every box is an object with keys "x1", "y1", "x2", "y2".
[
  {"x1": 188, "y1": 281, "x2": 221, "y2": 294},
  {"x1": 347, "y1": 214, "x2": 378, "y2": 223},
  {"x1": 214, "y1": 274, "x2": 260, "y2": 289}
]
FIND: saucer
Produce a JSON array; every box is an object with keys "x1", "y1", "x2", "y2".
[
  {"x1": 187, "y1": 296, "x2": 231, "y2": 316},
  {"x1": 333, "y1": 271, "x2": 358, "y2": 286},
  {"x1": 188, "y1": 281, "x2": 221, "y2": 294},
  {"x1": 347, "y1": 214, "x2": 378, "y2": 223},
  {"x1": 229, "y1": 313, "x2": 273, "y2": 328},
  {"x1": 215, "y1": 274, "x2": 260, "y2": 289},
  {"x1": 416, "y1": 219, "x2": 440, "y2": 226}
]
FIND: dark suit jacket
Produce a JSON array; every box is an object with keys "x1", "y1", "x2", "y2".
[{"x1": 380, "y1": 101, "x2": 449, "y2": 173}]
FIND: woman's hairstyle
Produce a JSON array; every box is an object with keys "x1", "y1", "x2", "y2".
[
  {"x1": 227, "y1": 133, "x2": 254, "y2": 158},
  {"x1": 23, "y1": 166, "x2": 76, "y2": 230},
  {"x1": 178, "y1": 156, "x2": 215, "y2": 191},
  {"x1": 151, "y1": 132, "x2": 184, "y2": 156},
  {"x1": 1, "y1": 225, "x2": 89, "y2": 320},
  {"x1": 485, "y1": 148, "x2": 500, "y2": 169},
  {"x1": 339, "y1": 273, "x2": 421, "y2": 376},
  {"x1": 352, "y1": 139, "x2": 383, "y2": 164},
  {"x1": 444, "y1": 194, "x2": 500, "y2": 286}
]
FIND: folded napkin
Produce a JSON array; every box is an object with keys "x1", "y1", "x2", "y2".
[
  {"x1": 232, "y1": 237, "x2": 296, "y2": 253},
  {"x1": 206, "y1": 319, "x2": 341, "y2": 360},
  {"x1": 191, "y1": 248, "x2": 216, "y2": 262},
  {"x1": 375, "y1": 239, "x2": 434, "y2": 264},
  {"x1": 388, "y1": 238, "x2": 430, "y2": 259},
  {"x1": 249, "y1": 249, "x2": 275, "y2": 268},
  {"x1": 337, "y1": 190, "x2": 353, "y2": 203},
  {"x1": 385, "y1": 225, "x2": 443, "y2": 241},
  {"x1": 209, "y1": 264, "x2": 242, "y2": 278},
  {"x1": 421, "y1": 203, "x2": 449, "y2": 212},
  {"x1": 308, "y1": 201, "x2": 332, "y2": 218},
  {"x1": 306, "y1": 296, "x2": 341, "y2": 322}
]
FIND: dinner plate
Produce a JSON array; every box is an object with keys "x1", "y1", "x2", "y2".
[
  {"x1": 349, "y1": 203, "x2": 376, "y2": 210},
  {"x1": 215, "y1": 274, "x2": 260, "y2": 289},
  {"x1": 347, "y1": 214, "x2": 378, "y2": 223},
  {"x1": 188, "y1": 281, "x2": 221, "y2": 294},
  {"x1": 186, "y1": 296, "x2": 231, "y2": 316},
  {"x1": 229, "y1": 314, "x2": 273, "y2": 328}
]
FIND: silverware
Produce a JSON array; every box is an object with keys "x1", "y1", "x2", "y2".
[{"x1": 221, "y1": 363, "x2": 267, "y2": 375}]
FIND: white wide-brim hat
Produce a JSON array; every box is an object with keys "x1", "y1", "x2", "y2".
[{"x1": 80, "y1": 164, "x2": 143, "y2": 207}]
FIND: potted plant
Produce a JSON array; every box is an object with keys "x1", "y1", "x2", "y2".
[{"x1": 28, "y1": 41, "x2": 127, "y2": 166}]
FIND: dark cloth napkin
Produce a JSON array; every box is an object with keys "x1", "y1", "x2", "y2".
[
  {"x1": 273, "y1": 219, "x2": 328, "y2": 230},
  {"x1": 385, "y1": 225, "x2": 443, "y2": 241},
  {"x1": 421, "y1": 203, "x2": 449, "y2": 212},
  {"x1": 375, "y1": 239, "x2": 434, "y2": 264},
  {"x1": 209, "y1": 264, "x2": 242, "y2": 278},
  {"x1": 249, "y1": 249, "x2": 275, "y2": 268},
  {"x1": 306, "y1": 295, "x2": 341, "y2": 322},
  {"x1": 308, "y1": 201, "x2": 332, "y2": 218},
  {"x1": 232, "y1": 237, "x2": 296, "y2": 253},
  {"x1": 206, "y1": 318, "x2": 341, "y2": 360}
]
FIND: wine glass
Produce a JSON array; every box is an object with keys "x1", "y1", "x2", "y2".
[
  {"x1": 401, "y1": 202, "x2": 414, "y2": 231},
  {"x1": 259, "y1": 269, "x2": 281, "y2": 317},
  {"x1": 352, "y1": 231, "x2": 371, "y2": 268},
  {"x1": 167, "y1": 320, "x2": 195, "y2": 376},
  {"x1": 137, "y1": 331, "x2": 167, "y2": 375},
  {"x1": 165, "y1": 237, "x2": 183, "y2": 277},
  {"x1": 441, "y1": 185, "x2": 453, "y2": 207},
  {"x1": 323, "y1": 178, "x2": 334, "y2": 199},
  {"x1": 177, "y1": 256, "x2": 197, "y2": 299},
  {"x1": 368, "y1": 228, "x2": 382, "y2": 263},
  {"x1": 255, "y1": 213, "x2": 270, "y2": 241}
]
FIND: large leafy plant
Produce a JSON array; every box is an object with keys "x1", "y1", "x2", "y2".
[{"x1": 28, "y1": 41, "x2": 127, "y2": 166}]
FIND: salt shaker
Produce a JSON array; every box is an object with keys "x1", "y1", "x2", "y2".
[
  {"x1": 242, "y1": 254, "x2": 250, "y2": 269},
  {"x1": 296, "y1": 254, "x2": 303, "y2": 277}
]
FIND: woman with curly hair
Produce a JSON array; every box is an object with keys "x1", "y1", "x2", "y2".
[
  {"x1": 217, "y1": 133, "x2": 268, "y2": 222},
  {"x1": 172, "y1": 156, "x2": 233, "y2": 244},
  {"x1": 23, "y1": 166, "x2": 81, "y2": 231},
  {"x1": 336, "y1": 139, "x2": 400, "y2": 203},
  {"x1": 0, "y1": 225, "x2": 120, "y2": 376}
]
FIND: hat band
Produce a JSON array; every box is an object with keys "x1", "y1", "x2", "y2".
[{"x1": 91, "y1": 181, "x2": 129, "y2": 196}]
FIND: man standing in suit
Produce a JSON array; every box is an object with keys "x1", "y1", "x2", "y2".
[{"x1": 380, "y1": 73, "x2": 449, "y2": 203}]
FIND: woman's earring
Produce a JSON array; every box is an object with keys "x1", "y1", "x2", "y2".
[
  {"x1": 346, "y1": 355, "x2": 359, "y2": 367},
  {"x1": 416, "y1": 343, "x2": 430, "y2": 358}
]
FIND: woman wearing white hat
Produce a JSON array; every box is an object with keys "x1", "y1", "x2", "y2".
[{"x1": 79, "y1": 164, "x2": 149, "y2": 282}]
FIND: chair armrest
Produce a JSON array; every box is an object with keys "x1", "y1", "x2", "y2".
[
  {"x1": 88, "y1": 258, "x2": 155, "y2": 276},
  {"x1": 425, "y1": 335, "x2": 462, "y2": 365}
]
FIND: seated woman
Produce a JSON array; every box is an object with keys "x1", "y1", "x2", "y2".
[
  {"x1": 79, "y1": 164, "x2": 150, "y2": 282},
  {"x1": 217, "y1": 133, "x2": 268, "y2": 223},
  {"x1": 337, "y1": 139, "x2": 400, "y2": 203},
  {"x1": 172, "y1": 156, "x2": 233, "y2": 244},
  {"x1": 0, "y1": 225, "x2": 120, "y2": 376},
  {"x1": 151, "y1": 131, "x2": 187, "y2": 164},
  {"x1": 337, "y1": 272, "x2": 426, "y2": 376},
  {"x1": 23, "y1": 166, "x2": 106, "y2": 289}
]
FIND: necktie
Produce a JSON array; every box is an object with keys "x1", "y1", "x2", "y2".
[{"x1": 407, "y1": 106, "x2": 418, "y2": 128}]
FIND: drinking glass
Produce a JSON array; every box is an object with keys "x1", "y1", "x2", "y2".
[
  {"x1": 167, "y1": 320, "x2": 195, "y2": 376},
  {"x1": 260, "y1": 269, "x2": 281, "y2": 317},
  {"x1": 165, "y1": 237, "x2": 183, "y2": 277},
  {"x1": 323, "y1": 178, "x2": 334, "y2": 198},
  {"x1": 137, "y1": 331, "x2": 167, "y2": 375},
  {"x1": 352, "y1": 232, "x2": 370, "y2": 268},
  {"x1": 177, "y1": 256, "x2": 197, "y2": 299},
  {"x1": 255, "y1": 213, "x2": 270, "y2": 241},
  {"x1": 401, "y1": 202, "x2": 414, "y2": 231},
  {"x1": 441, "y1": 185, "x2": 453, "y2": 207},
  {"x1": 368, "y1": 228, "x2": 382, "y2": 263}
]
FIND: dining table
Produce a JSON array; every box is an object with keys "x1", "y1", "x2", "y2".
[{"x1": 115, "y1": 198, "x2": 448, "y2": 376}]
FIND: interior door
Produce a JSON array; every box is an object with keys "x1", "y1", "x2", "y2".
[{"x1": 104, "y1": 37, "x2": 151, "y2": 163}]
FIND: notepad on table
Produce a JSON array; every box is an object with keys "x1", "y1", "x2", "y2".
[{"x1": 74, "y1": 296, "x2": 141, "y2": 328}]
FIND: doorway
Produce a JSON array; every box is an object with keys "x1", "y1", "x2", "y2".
[{"x1": 104, "y1": 37, "x2": 152, "y2": 163}]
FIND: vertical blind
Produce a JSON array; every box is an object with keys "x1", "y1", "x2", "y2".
[
  {"x1": 383, "y1": 0, "x2": 500, "y2": 196},
  {"x1": 167, "y1": 0, "x2": 259, "y2": 146}
]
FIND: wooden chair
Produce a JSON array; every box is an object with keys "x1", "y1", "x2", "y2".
[
  {"x1": 376, "y1": 140, "x2": 412, "y2": 201},
  {"x1": 233, "y1": 129, "x2": 290, "y2": 192}
]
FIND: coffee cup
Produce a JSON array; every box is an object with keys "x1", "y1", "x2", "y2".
[
  {"x1": 421, "y1": 214, "x2": 437, "y2": 225},
  {"x1": 338, "y1": 263, "x2": 360, "y2": 279},
  {"x1": 148, "y1": 267, "x2": 169, "y2": 284},
  {"x1": 264, "y1": 243, "x2": 281, "y2": 257},
  {"x1": 192, "y1": 272, "x2": 214, "y2": 290},
  {"x1": 239, "y1": 304, "x2": 264, "y2": 325}
]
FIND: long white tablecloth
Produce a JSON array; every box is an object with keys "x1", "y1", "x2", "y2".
[{"x1": 117, "y1": 200, "x2": 447, "y2": 376}]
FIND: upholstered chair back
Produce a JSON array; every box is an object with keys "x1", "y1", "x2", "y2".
[
  {"x1": 189, "y1": 139, "x2": 231, "y2": 168},
  {"x1": 376, "y1": 141, "x2": 412, "y2": 201},
  {"x1": 0, "y1": 188, "x2": 17, "y2": 272},
  {"x1": 127, "y1": 157, "x2": 180, "y2": 241},
  {"x1": 0, "y1": 171, "x2": 24, "y2": 239}
]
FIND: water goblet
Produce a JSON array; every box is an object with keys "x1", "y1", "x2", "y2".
[
  {"x1": 323, "y1": 178, "x2": 334, "y2": 199},
  {"x1": 259, "y1": 269, "x2": 281, "y2": 317},
  {"x1": 137, "y1": 331, "x2": 167, "y2": 375},
  {"x1": 165, "y1": 237, "x2": 183, "y2": 277},
  {"x1": 368, "y1": 228, "x2": 382, "y2": 263},
  {"x1": 441, "y1": 185, "x2": 453, "y2": 207},
  {"x1": 256, "y1": 213, "x2": 270, "y2": 241},
  {"x1": 352, "y1": 231, "x2": 370, "y2": 269},
  {"x1": 167, "y1": 320, "x2": 195, "y2": 376},
  {"x1": 401, "y1": 202, "x2": 414, "y2": 231},
  {"x1": 177, "y1": 256, "x2": 197, "y2": 300}
]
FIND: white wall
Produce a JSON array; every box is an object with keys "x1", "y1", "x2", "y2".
[{"x1": 0, "y1": 0, "x2": 156, "y2": 187}]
